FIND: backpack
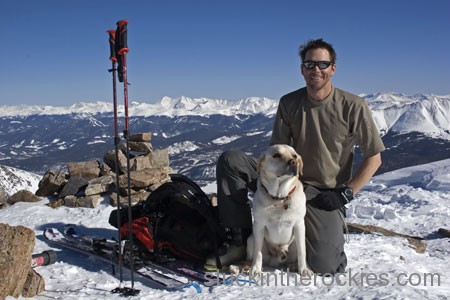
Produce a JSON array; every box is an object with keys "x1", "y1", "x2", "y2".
[{"x1": 109, "y1": 174, "x2": 227, "y2": 266}]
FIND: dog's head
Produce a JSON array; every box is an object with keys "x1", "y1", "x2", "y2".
[{"x1": 257, "y1": 144, "x2": 303, "y2": 179}]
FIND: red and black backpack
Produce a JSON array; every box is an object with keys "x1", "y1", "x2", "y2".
[{"x1": 109, "y1": 174, "x2": 227, "y2": 266}]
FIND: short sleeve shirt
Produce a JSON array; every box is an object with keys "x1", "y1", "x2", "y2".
[{"x1": 270, "y1": 86, "x2": 385, "y2": 188}]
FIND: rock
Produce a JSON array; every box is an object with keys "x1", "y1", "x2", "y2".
[
  {"x1": 147, "y1": 177, "x2": 172, "y2": 191},
  {"x1": 21, "y1": 268, "x2": 45, "y2": 297},
  {"x1": 35, "y1": 169, "x2": 67, "y2": 197},
  {"x1": 133, "y1": 155, "x2": 153, "y2": 171},
  {"x1": 120, "y1": 141, "x2": 153, "y2": 154},
  {"x1": 129, "y1": 132, "x2": 152, "y2": 142},
  {"x1": 438, "y1": 228, "x2": 450, "y2": 238},
  {"x1": 64, "y1": 194, "x2": 101, "y2": 208},
  {"x1": 110, "y1": 190, "x2": 150, "y2": 207},
  {"x1": 77, "y1": 195, "x2": 102, "y2": 208},
  {"x1": 67, "y1": 160, "x2": 100, "y2": 180},
  {"x1": 46, "y1": 199, "x2": 65, "y2": 208},
  {"x1": 7, "y1": 190, "x2": 41, "y2": 205},
  {"x1": 105, "y1": 146, "x2": 168, "y2": 174},
  {"x1": 99, "y1": 162, "x2": 112, "y2": 176},
  {"x1": 57, "y1": 176, "x2": 89, "y2": 199},
  {"x1": 132, "y1": 148, "x2": 170, "y2": 171},
  {"x1": 0, "y1": 223, "x2": 37, "y2": 299},
  {"x1": 103, "y1": 149, "x2": 128, "y2": 174},
  {"x1": 145, "y1": 148, "x2": 170, "y2": 169},
  {"x1": 63, "y1": 195, "x2": 78, "y2": 207},
  {"x1": 119, "y1": 168, "x2": 170, "y2": 189},
  {"x1": 84, "y1": 175, "x2": 114, "y2": 196},
  {"x1": 0, "y1": 187, "x2": 8, "y2": 209}
]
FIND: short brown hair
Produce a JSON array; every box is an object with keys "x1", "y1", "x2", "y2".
[{"x1": 299, "y1": 39, "x2": 337, "y2": 63}]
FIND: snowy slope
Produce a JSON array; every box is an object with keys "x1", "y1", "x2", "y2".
[
  {"x1": 366, "y1": 93, "x2": 450, "y2": 139},
  {"x1": 0, "y1": 165, "x2": 40, "y2": 196},
  {"x1": 1, "y1": 160, "x2": 449, "y2": 299}
]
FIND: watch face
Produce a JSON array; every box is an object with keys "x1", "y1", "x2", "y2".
[{"x1": 344, "y1": 188, "x2": 353, "y2": 197}]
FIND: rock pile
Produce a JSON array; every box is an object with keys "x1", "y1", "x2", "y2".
[{"x1": 35, "y1": 132, "x2": 173, "y2": 208}]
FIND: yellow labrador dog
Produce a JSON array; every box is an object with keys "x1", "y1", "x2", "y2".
[{"x1": 246, "y1": 144, "x2": 313, "y2": 276}]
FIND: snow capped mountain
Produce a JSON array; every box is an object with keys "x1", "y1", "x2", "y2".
[
  {"x1": 366, "y1": 93, "x2": 450, "y2": 139},
  {"x1": 0, "y1": 96, "x2": 278, "y2": 118},
  {"x1": 1, "y1": 93, "x2": 448, "y2": 139}
]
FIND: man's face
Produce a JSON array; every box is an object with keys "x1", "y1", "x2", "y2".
[{"x1": 301, "y1": 48, "x2": 336, "y2": 93}]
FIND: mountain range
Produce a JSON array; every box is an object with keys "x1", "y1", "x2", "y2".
[{"x1": 1, "y1": 92, "x2": 449, "y2": 185}]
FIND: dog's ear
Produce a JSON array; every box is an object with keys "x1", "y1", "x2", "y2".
[
  {"x1": 297, "y1": 155, "x2": 304, "y2": 176},
  {"x1": 256, "y1": 153, "x2": 265, "y2": 174}
]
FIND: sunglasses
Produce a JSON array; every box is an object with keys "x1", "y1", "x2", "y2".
[{"x1": 302, "y1": 61, "x2": 333, "y2": 70}]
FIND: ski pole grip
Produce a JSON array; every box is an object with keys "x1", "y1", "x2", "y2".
[
  {"x1": 107, "y1": 30, "x2": 117, "y2": 62},
  {"x1": 31, "y1": 250, "x2": 57, "y2": 267},
  {"x1": 115, "y1": 20, "x2": 129, "y2": 55}
]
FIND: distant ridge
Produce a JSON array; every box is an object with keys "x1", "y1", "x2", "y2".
[{"x1": 1, "y1": 93, "x2": 449, "y2": 139}]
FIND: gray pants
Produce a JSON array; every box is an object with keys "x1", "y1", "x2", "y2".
[{"x1": 216, "y1": 149, "x2": 347, "y2": 274}]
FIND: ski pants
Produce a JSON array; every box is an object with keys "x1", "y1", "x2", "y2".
[{"x1": 216, "y1": 149, "x2": 347, "y2": 275}]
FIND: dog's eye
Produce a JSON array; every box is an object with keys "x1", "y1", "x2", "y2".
[{"x1": 272, "y1": 153, "x2": 281, "y2": 158}]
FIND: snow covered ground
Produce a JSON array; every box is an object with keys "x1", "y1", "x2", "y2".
[{"x1": 2, "y1": 159, "x2": 449, "y2": 299}]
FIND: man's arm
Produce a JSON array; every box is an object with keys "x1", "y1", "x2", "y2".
[
  {"x1": 270, "y1": 99, "x2": 292, "y2": 146},
  {"x1": 307, "y1": 152, "x2": 382, "y2": 211},
  {"x1": 347, "y1": 152, "x2": 382, "y2": 194}
]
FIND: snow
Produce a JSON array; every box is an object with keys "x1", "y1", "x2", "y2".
[
  {"x1": 212, "y1": 135, "x2": 241, "y2": 145},
  {"x1": 1, "y1": 159, "x2": 449, "y2": 299},
  {"x1": 168, "y1": 141, "x2": 199, "y2": 155},
  {"x1": 87, "y1": 140, "x2": 107, "y2": 145}
]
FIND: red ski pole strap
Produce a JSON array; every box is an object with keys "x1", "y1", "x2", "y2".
[
  {"x1": 107, "y1": 29, "x2": 117, "y2": 62},
  {"x1": 115, "y1": 20, "x2": 129, "y2": 55}
]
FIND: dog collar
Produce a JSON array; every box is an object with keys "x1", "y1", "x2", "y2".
[{"x1": 261, "y1": 183, "x2": 297, "y2": 209}]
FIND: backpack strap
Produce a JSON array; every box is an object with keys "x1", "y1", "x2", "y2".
[{"x1": 169, "y1": 174, "x2": 226, "y2": 268}]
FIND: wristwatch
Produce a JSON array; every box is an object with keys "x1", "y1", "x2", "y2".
[{"x1": 341, "y1": 186, "x2": 354, "y2": 203}]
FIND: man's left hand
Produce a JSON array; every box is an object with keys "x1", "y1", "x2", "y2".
[{"x1": 308, "y1": 188, "x2": 350, "y2": 211}]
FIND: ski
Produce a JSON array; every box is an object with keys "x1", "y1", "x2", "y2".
[
  {"x1": 48, "y1": 224, "x2": 227, "y2": 287},
  {"x1": 59, "y1": 225, "x2": 225, "y2": 287},
  {"x1": 43, "y1": 227, "x2": 198, "y2": 292}
]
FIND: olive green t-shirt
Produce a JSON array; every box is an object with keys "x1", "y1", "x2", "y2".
[{"x1": 270, "y1": 86, "x2": 385, "y2": 188}]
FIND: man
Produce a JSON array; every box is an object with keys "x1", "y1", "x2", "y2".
[{"x1": 210, "y1": 39, "x2": 385, "y2": 274}]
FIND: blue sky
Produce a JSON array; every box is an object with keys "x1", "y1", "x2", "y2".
[{"x1": 1, "y1": 0, "x2": 449, "y2": 106}]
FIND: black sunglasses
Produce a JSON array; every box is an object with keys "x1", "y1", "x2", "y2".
[{"x1": 302, "y1": 61, "x2": 333, "y2": 70}]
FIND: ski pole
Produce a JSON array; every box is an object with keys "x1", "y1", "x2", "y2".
[
  {"x1": 107, "y1": 28, "x2": 124, "y2": 286},
  {"x1": 115, "y1": 19, "x2": 139, "y2": 296},
  {"x1": 31, "y1": 250, "x2": 57, "y2": 267}
]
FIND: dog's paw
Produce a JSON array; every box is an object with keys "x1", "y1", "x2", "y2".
[
  {"x1": 228, "y1": 265, "x2": 240, "y2": 275},
  {"x1": 299, "y1": 267, "x2": 314, "y2": 277},
  {"x1": 250, "y1": 263, "x2": 263, "y2": 277}
]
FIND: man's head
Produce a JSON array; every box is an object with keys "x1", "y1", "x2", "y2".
[
  {"x1": 299, "y1": 39, "x2": 336, "y2": 98},
  {"x1": 299, "y1": 39, "x2": 336, "y2": 63}
]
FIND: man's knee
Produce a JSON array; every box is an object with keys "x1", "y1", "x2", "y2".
[
  {"x1": 307, "y1": 241, "x2": 347, "y2": 275},
  {"x1": 217, "y1": 149, "x2": 247, "y2": 169}
]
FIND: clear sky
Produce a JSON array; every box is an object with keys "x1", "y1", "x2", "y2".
[{"x1": 1, "y1": 0, "x2": 449, "y2": 106}]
